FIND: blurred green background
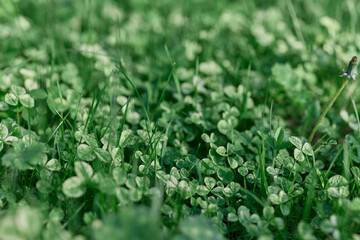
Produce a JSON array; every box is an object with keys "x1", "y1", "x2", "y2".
[{"x1": 1, "y1": 0, "x2": 360, "y2": 137}]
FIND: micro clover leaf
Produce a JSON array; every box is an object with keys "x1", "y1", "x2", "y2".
[
  {"x1": 5, "y1": 93, "x2": 18, "y2": 106},
  {"x1": 263, "y1": 206, "x2": 275, "y2": 221},
  {"x1": 94, "y1": 148, "x2": 112, "y2": 163},
  {"x1": 289, "y1": 136, "x2": 302, "y2": 150},
  {"x1": 62, "y1": 176, "x2": 86, "y2": 198},
  {"x1": 302, "y1": 142, "x2": 314, "y2": 156},
  {"x1": 74, "y1": 161, "x2": 94, "y2": 181},
  {"x1": 294, "y1": 148, "x2": 305, "y2": 162},
  {"x1": 77, "y1": 144, "x2": 96, "y2": 161},
  {"x1": 216, "y1": 166, "x2": 234, "y2": 183},
  {"x1": 30, "y1": 89, "x2": 48, "y2": 99},
  {"x1": 119, "y1": 129, "x2": 135, "y2": 147},
  {"x1": 14, "y1": 206, "x2": 43, "y2": 239},
  {"x1": 45, "y1": 158, "x2": 61, "y2": 171},
  {"x1": 113, "y1": 168, "x2": 127, "y2": 185},
  {"x1": 326, "y1": 175, "x2": 349, "y2": 198},
  {"x1": 196, "y1": 185, "x2": 210, "y2": 196},
  {"x1": 216, "y1": 146, "x2": 227, "y2": 156},
  {"x1": 204, "y1": 177, "x2": 216, "y2": 190},
  {"x1": 0, "y1": 124, "x2": 8, "y2": 151},
  {"x1": 19, "y1": 94, "x2": 34, "y2": 108},
  {"x1": 11, "y1": 85, "x2": 26, "y2": 97}
]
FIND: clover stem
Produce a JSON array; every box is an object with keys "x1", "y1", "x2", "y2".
[{"x1": 308, "y1": 80, "x2": 349, "y2": 142}]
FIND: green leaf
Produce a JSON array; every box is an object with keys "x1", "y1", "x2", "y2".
[
  {"x1": 294, "y1": 148, "x2": 305, "y2": 162},
  {"x1": 227, "y1": 213, "x2": 238, "y2": 222},
  {"x1": 216, "y1": 146, "x2": 227, "y2": 156},
  {"x1": 49, "y1": 208, "x2": 64, "y2": 222},
  {"x1": 217, "y1": 120, "x2": 231, "y2": 133},
  {"x1": 326, "y1": 175, "x2": 349, "y2": 198},
  {"x1": 228, "y1": 157, "x2": 239, "y2": 169},
  {"x1": 289, "y1": 136, "x2": 302, "y2": 150},
  {"x1": 14, "y1": 206, "x2": 43, "y2": 239},
  {"x1": 302, "y1": 142, "x2": 313, "y2": 156},
  {"x1": 238, "y1": 206, "x2": 251, "y2": 224},
  {"x1": 279, "y1": 190, "x2": 289, "y2": 203},
  {"x1": 204, "y1": 177, "x2": 216, "y2": 190},
  {"x1": 75, "y1": 161, "x2": 93, "y2": 181},
  {"x1": 217, "y1": 166, "x2": 234, "y2": 183},
  {"x1": 274, "y1": 127, "x2": 284, "y2": 145},
  {"x1": 227, "y1": 143, "x2": 235, "y2": 155},
  {"x1": 113, "y1": 168, "x2": 127, "y2": 185},
  {"x1": 30, "y1": 89, "x2": 47, "y2": 99},
  {"x1": 350, "y1": 198, "x2": 360, "y2": 211},
  {"x1": 269, "y1": 194, "x2": 281, "y2": 205},
  {"x1": 97, "y1": 174, "x2": 117, "y2": 195},
  {"x1": 62, "y1": 176, "x2": 86, "y2": 198},
  {"x1": 45, "y1": 158, "x2": 61, "y2": 171},
  {"x1": 0, "y1": 124, "x2": 8, "y2": 140},
  {"x1": 280, "y1": 203, "x2": 290, "y2": 216},
  {"x1": 36, "y1": 179, "x2": 53, "y2": 194},
  {"x1": 5, "y1": 93, "x2": 18, "y2": 106},
  {"x1": 11, "y1": 85, "x2": 26, "y2": 96},
  {"x1": 228, "y1": 182, "x2": 240, "y2": 193},
  {"x1": 77, "y1": 144, "x2": 95, "y2": 161},
  {"x1": 238, "y1": 166, "x2": 248, "y2": 176},
  {"x1": 94, "y1": 148, "x2": 112, "y2": 163},
  {"x1": 19, "y1": 94, "x2": 35, "y2": 108},
  {"x1": 263, "y1": 206, "x2": 274, "y2": 220},
  {"x1": 201, "y1": 133, "x2": 211, "y2": 143},
  {"x1": 266, "y1": 166, "x2": 280, "y2": 176},
  {"x1": 119, "y1": 129, "x2": 135, "y2": 147},
  {"x1": 320, "y1": 219, "x2": 335, "y2": 233},
  {"x1": 115, "y1": 187, "x2": 129, "y2": 204},
  {"x1": 274, "y1": 217, "x2": 285, "y2": 230},
  {"x1": 196, "y1": 185, "x2": 210, "y2": 196}
]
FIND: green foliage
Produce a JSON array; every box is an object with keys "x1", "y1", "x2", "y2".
[{"x1": 0, "y1": 0, "x2": 360, "y2": 239}]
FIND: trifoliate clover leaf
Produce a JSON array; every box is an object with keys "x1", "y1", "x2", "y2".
[{"x1": 196, "y1": 185, "x2": 210, "y2": 196}]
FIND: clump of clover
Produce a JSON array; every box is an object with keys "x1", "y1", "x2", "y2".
[{"x1": 4, "y1": 85, "x2": 35, "y2": 126}]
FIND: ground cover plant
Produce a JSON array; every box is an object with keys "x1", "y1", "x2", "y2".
[{"x1": 1, "y1": 0, "x2": 360, "y2": 239}]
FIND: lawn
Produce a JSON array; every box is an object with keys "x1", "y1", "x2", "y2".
[{"x1": 1, "y1": 0, "x2": 360, "y2": 239}]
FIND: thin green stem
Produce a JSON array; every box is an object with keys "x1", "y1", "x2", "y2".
[{"x1": 309, "y1": 80, "x2": 348, "y2": 142}]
